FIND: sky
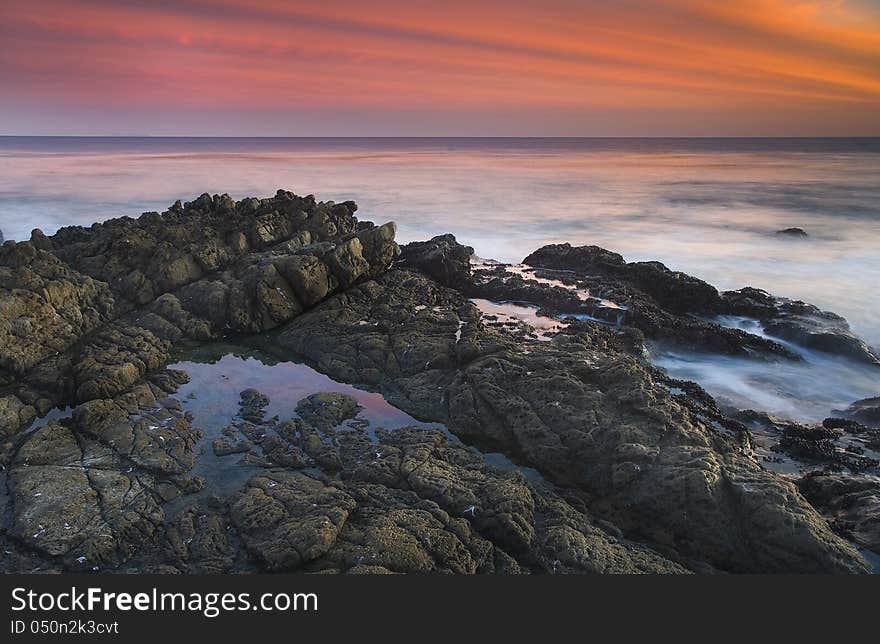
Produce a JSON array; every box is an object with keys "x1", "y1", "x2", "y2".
[{"x1": 1, "y1": 0, "x2": 879, "y2": 136}]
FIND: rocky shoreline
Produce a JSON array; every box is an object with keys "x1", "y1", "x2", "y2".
[{"x1": 1, "y1": 190, "x2": 878, "y2": 574}]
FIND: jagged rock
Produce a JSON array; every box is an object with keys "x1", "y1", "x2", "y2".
[
  {"x1": 464, "y1": 247, "x2": 793, "y2": 360},
  {"x1": 763, "y1": 313, "x2": 879, "y2": 366},
  {"x1": 519, "y1": 242, "x2": 877, "y2": 365},
  {"x1": 73, "y1": 324, "x2": 171, "y2": 401},
  {"x1": 723, "y1": 288, "x2": 880, "y2": 365},
  {"x1": 0, "y1": 395, "x2": 36, "y2": 439},
  {"x1": 735, "y1": 410, "x2": 880, "y2": 473},
  {"x1": 230, "y1": 472, "x2": 356, "y2": 571},
  {"x1": 777, "y1": 227, "x2": 808, "y2": 237},
  {"x1": 0, "y1": 191, "x2": 399, "y2": 439},
  {"x1": 9, "y1": 421, "x2": 164, "y2": 570},
  {"x1": 399, "y1": 234, "x2": 474, "y2": 290},
  {"x1": 835, "y1": 397, "x2": 880, "y2": 426},
  {"x1": 239, "y1": 388, "x2": 269, "y2": 424},
  {"x1": 163, "y1": 506, "x2": 236, "y2": 574},
  {"x1": 446, "y1": 341, "x2": 866, "y2": 573},
  {"x1": 212, "y1": 437, "x2": 250, "y2": 457},
  {"x1": 6, "y1": 382, "x2": 204, "y2": 570},
  {"x1": 295, "y1": 392, "x2": 361, "y2": 431},
  {"x1": 525, "y1": 243, "x2": 722, "y2": 315},
  {"x1": 798, "y1": 473, "x2": 880, "y2": 553},
  {"x1": 2, "y1": 191, "x2": 875, "y2": 575},
  {"x1": 0, "y1": 242, "x2": 114, "y2": 376},
  {"x1": 222, "y1": 391, "x2": 684, "y2": 573},
  {"x1": 277, "y1": 268, "x2": 868, "y2": 573},
  {"x1": 278, "y1": 270, "x2": 489, "y2": 420}
]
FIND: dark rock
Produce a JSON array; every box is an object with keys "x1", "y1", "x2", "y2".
[
  {"x1": 737, "y1": 410, "x2": 878, "y2": 473},
  {"x1": 823, "y1": 417, "x2": 868, "y2": 432},
  {"x1": 776, "y1": 227, "x2": 808, "y2": 237},
  {"x1": 212, "y1": 437, "x2": 250, "y2": 457},
  {"x1": 723, "y1": 289, "x2": 880, "y2": 366},
  {"x1": 30, "y1": 229, "x2": 53, "y2": 250},
  {"x1": 0, "y1": 395, "x2": 36, "y2": 439},
  {"x1": 8, "y1": 385, "x2": 201, "y2": 570},
  {"x1": 0, "y1": 191, "x2": 399, "y2": 438},
  {"x1": 473, "y1": 249, "x2": 798, "y2": 361},
  {"x1": 836, "y1": 397, "x2": 880, "y2": 426},
  {"x1": 276, "y1": 267, "x2": 867, "y2": 573},
  {"x1": 230, "y1": 471, "x2": 356, "y2": 571},
  {"x1": 524, "y1": 243, "x2": 722, "y2": 315},
  {"x1": 398, "y1": 234, "x2": 474, "y2": 290},
  {"x1": 163, "y1": 506, "x2": 236, "y2": 574},
  {"x1": 47, "y1": 192, "x2": 394, "y2": 314},
  {"x1": 0, "y1": 243, "x2": 114, "y2": 376},
  {"x1": 525, "y1": 243, "x2": 626, "y2": 272},
  {"x1": 798, "y1": 472, "x2": 880, "y2": 554},
  {"x1": 520, "y1": 242, "x2": 876, "y2": 365},
  {"x1": 221, "y1": 391, "x2": 685, "y2": 574},
  {"x1": 239, "y1": 388, "x2": 269, "y2": 424},
  {"x1": 295, "y1": 392, "x2": 361, "y2": 431},
  {"x1": 3, "y1": 191, "x2": 873, "y2": 575},
  {"x1": 626, "y1": 261, "x2": 722, "y2": 315},
  {"x1": 763, "y1": 318, "x2": 879, "y2": 366}
]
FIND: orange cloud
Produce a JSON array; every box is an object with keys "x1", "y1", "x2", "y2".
[{"x1": 0, "y1": 0, "x2": 878, "y2": 134}]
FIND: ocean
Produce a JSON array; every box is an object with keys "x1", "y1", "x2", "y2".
[{"x1": 1, "y1": 137, "x2": 878, "y2": 421}]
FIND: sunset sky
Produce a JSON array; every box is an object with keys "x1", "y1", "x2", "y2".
[{"x1": 1, "y1": 0, "x2": 879, "y2": 136}]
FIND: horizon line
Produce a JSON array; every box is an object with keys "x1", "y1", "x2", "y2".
[{"x1": 2, "y1": 134, "x2": 880, "y2": 139}]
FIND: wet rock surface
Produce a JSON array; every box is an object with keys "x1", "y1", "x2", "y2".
[
  {"x1": 4, "y1": 384, "x2": 685, "y2": 574},
  {"x1": 4, "y1": 374, "x2": 202, "y2": 572},
  {"x1": 277, "y1": 268, "x2": 868, "y2": 572},
  {"x1": 797, "y1": 472, "x2": 880, "y2": 553},
  {"x1": 722, "y1": 287, "x2": 880, "y2": 365},
  {"x1": 399, "y1": 234, "x2": 474, "y2": 291},
  {"x1": 1, "y1": 191, "x2": 877, "y2": 574},
  {"x1": 733, "y1": 411, "x2": 880, "y2": 473},
  {"x1": 214, "y1": 390, "x2": 685, "y2": 573},
  {"x1": 519, "y1": 243, "x2": 879, "y2": 365},
  {"x1": 469, "y1": 248, "x2": 800, "y2": 361},
  {"x1": 0, "y1": 191, "x2": 399, "y2": 439},
  {"x1": 836, "y1": 397, "x2": 880, "y2": 426}
]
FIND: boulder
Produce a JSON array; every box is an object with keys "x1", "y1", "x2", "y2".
[
  {"x1": 835, "y1": 397, "x2": 880, "y2": 426},
  {"x1": 399, "y1": 234, "x2": 474, "y2": 290},
  {"x1": 798, "y1": 473, "x2": 880, "y2": 554}
]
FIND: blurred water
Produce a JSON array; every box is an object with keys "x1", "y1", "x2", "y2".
[
  {"x1": 1, "y1": 136, "x2": 878, "y2": 349},
  {"x1": 651, "y1": 315, "x2": 880, "y2": 422},
  {"x1": 652, "y1": 345, "x2": 880, "y2": 423}
]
